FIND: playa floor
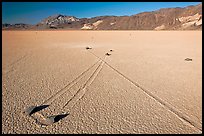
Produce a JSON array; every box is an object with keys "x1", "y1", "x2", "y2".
[{"x1": 2, "y1": 31, "x2": 202, "y2": 134}]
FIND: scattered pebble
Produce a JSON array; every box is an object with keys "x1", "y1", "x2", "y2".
[
  {"x1": 185, "y1": 58, "x2": 192, "y2": 61},
  {"x1": 86, "y1": 47, "x2": 92, "y2": 50},
  {"x1": 106, "y1": 53, "x2": 111, "y2": 56}
]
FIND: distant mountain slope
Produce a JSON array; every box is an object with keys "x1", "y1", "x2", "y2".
[
  {"x1": 2, "y1": 23, "x2": 33, "y2": 30},
  {"x1": 2, "y1": 3, "x2": 202, "y2": 30}
]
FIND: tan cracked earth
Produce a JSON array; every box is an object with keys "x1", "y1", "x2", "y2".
[{"x1": 2, "y1": 31, "x2": 202, "y2": 134}]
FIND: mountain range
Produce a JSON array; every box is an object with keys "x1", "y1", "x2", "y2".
[{"x1": 2, "y1": 3, "x2": 202, "y2": 30}]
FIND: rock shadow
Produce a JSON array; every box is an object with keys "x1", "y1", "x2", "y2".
[{"x1": 46, "y1": 113, "x2": 69, "y2": 124}]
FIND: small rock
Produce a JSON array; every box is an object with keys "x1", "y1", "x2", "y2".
[
  {"x1": 185, "y1": 58, "x2": 192, "y2": 61},
  {"x1": 24, "y1": 106, "x2": 36, "y2": 116},
  {"x1": 86, "y1": 47, "x2": 92, "y2": 50},
  {"x1": 106, "y1": 53, "x2": 111, "y2": 56}
]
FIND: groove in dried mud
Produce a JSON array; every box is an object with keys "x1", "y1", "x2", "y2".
[
  {"x1": 2, "y1": 54, "x2": 31, "y2": 75},
  {"x1": 88, "y1": 51, "x2": 202, "y2": 132},
  {"x1": 42, "y1": 59, "x2": 101, "y2": 106},
  {"x1": 31, "y1": 56, "x2": 107, "y2": 126},
  {"x1": 62, "y1": 56, "x2": 107, "y2": 110},
  {"x1": 22, "y1": 58, "x2": 102, "y2": 126}
]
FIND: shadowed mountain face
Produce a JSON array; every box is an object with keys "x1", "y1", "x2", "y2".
[
  {"x1": 2, "y1": 23, "x2": 33, "y2": 30},
  {"x1": 2, "y1": 3, "x2": 202, "y2": 30}
]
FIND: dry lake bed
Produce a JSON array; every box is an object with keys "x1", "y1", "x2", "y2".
[{"x1": 2, "y1": 31, "x2": 202, "y2": 134}]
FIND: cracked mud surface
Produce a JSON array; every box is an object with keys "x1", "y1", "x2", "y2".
[{"x1": 2, "y1": 31, "x2": 202, "y2": 134}]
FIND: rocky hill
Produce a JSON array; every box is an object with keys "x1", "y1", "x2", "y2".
[
  {"x1": 2, "y1": 3, "x2": 202, "y2": 30},
  {"x1": 2, "y1": 23, "x2": 33, "y2": 30}
]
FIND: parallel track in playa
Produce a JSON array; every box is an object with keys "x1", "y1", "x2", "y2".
[
  {"x1": 87, "y1": 50, "x2": 202, "y2": 132},
  {"x1": 25, "y1": 59, "x2": 101, "y2": 126},
  {"x1": 29, "y1": 55, "x2": 107, "y2": 126},
  {"x1": 41, "y1": 58, "x2": 102, "y2": 106},
  {"x1": 2, "y1": 54, "x2": 29, "y2": 75},
  {"x1": 62, "y1": 56, "x2": 107, "y2": 111}
]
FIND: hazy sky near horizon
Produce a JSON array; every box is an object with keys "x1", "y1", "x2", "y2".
[{"x1": 2, "y1": 2, "x2": 201, "y2": 24}]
